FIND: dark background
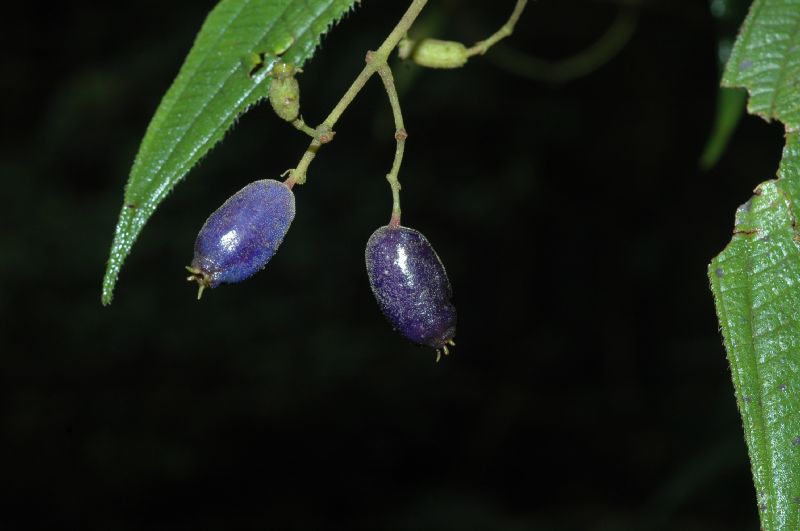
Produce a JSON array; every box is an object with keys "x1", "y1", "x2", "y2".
[{"x1": 0, "y1": 0, "x2": 781, "y2": 529}]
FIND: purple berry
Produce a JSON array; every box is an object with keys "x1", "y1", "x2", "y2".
[
  {"x1": 365, "y1": 225, "x2": 457, "y2": 359},
  {"x1": 186, "y1": 179, "x2": 295, "y2": 298}
]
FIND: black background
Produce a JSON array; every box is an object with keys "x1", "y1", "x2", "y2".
[{"x1": 0, "y1": 0, "x2": 781, "y2": 529}]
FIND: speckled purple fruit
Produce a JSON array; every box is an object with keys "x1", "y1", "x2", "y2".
[
  {"x1": 365, "y1": 225, "x2": 456, "y2": 349},
  {"x1": 188, "y1": 179, "x2": 295, "y2": 292}
]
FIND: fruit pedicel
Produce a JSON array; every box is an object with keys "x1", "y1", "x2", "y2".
[{"x1": 181, "y1": 0, "x2": 533, "y2": 360}]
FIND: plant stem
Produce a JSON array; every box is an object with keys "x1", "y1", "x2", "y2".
[
  {"x1": 285, "y1": 0, "x2": 429, "y2": 187},
  {"x1": 376, "y1": 64, "x2": 406, "y2": 225},
  {"x1": 290, "y1": 117, "x2": 317, "y2": 138},
  {"x1": 486, "y1": 10, "x2": 637, "y2": 84},
  {"x1": 465, "y1": 0, "x2": 528, "y2": 57}
]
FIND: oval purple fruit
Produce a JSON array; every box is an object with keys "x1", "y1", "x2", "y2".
[
  {"x1": 365, "y1": 225, "x2": 457, "y2": 359},
  {"x1": 186, "y1": 179, "x2": 295, "y2": 298}
]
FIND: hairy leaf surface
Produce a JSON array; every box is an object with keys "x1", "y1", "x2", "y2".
[
  {"x1": 102, "y1": 0, "x2": 359, "y2": 304},
  {"x1": 711, "y1": 2, "x2": 800, "y2": 528},
  {"x1": 710, "y1": 134, "x2": 800, "y2": 530},
  {"x1": 722, "y1": 0, "x2": 800, "y2": 129}
]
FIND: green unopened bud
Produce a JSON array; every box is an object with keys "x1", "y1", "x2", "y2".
[
  {"x1": 269, "y1": 63, "x2": 301, "y2": 122},
  {"x1": 398, "y1": 38, "x2": 469, "y2": 69}
]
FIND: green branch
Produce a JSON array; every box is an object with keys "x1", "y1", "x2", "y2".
[{"x1": 285, "y1": 0, "x2": 429, "y2": 187}]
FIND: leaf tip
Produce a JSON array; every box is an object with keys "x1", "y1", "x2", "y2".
[
  {"x1": 101, "y1": 284, "x2": 114, "y2": 306},
  {"x1": 101, "y1": 205, "x2": 141, "y2": 307},
  {"x1": 101, "y1": 255, "x2": 121, "y2": 306}
]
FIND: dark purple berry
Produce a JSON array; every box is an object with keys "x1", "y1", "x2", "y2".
[
  {"x1": 186, "y1": 179, "x2": 295, "y2": 298},
  {"x1": 365, "y1": 225, "x2": 457, "y2": 359}
]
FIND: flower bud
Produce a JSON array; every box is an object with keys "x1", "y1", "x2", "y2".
[
  {"x1": 398, "y1": 38, "x2": 469, "y2": 69},
  {"x1": 268, "y1": 63, "x2": 301, "y2": 122}
]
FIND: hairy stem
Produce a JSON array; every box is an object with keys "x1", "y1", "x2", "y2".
[
  {"x1": 285, "y1": 0, "x2": 429, "y2": 187},
  {"x1": 376, "y1": 63, "x2": 406, "y2": 225},
  {"x1": 290, "y1": 117, "x2": 317, "y2": 138}
]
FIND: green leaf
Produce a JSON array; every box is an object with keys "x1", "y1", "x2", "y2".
[
  {"x1": 709, "y1": 133, "x2": 800, "y2": 530},
  {"x1": 699, "y1": 87, "x2": 747, "y2": 170},
  {"x1": 722, "y1": 0, "x2": 800, "y2": 129},
  {"x1": 699, "y1": 0, "x2": 751, "y2": 170},
  {"x1": 102, "y1": 0, "x2": 359, "y2": 305},
  {"x1": 711, "y1": 2, "x2": 800, "y2": 529}
]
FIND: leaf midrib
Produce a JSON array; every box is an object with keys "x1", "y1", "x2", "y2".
[{"x1": 137, "y1": 0, "x2": 271, "y2": 192}]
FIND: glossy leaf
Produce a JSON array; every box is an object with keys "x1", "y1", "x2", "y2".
[
  {"x1": 722, "y1": 0, "x2": 800, "y2": 129},
  {"x1": 710, "y1": 2, "x2": 800, "y2": 528},
  {"x1": 710, "y1": 134, "x2": 800, "y2": 530},
  {"x1": 102, "y1": 0, "x2": 359, "y2": 305}
]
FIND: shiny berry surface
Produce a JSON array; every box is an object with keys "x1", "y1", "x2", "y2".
[
  {"x1": 365, "y1": 225, "x2": 456, "y2": 349},
  {"x1": 188, "y1": 179, "x2": 295, "y2": 293}
]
